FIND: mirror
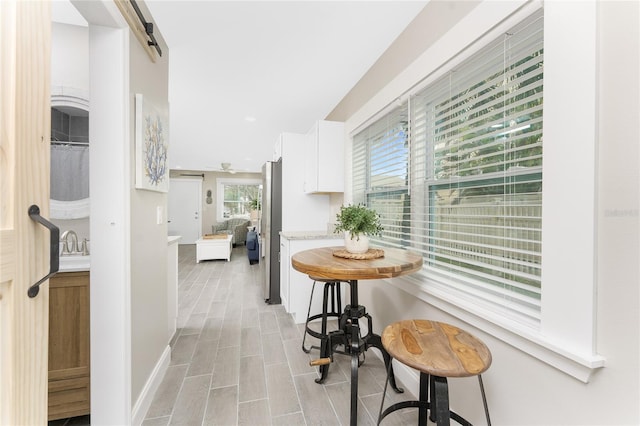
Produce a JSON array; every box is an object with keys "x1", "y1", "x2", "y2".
[{"x1": 50, "y1": 91, "x2": 90, "y2": 219}]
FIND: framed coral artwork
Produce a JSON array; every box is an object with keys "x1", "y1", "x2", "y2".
[{"x1": 135, "y1": 93, "x2": 169, "y2": 192}]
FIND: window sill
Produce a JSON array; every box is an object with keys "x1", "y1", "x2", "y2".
[{"x1": 390, "y1": 273, "x2": 606, "y2": 383}]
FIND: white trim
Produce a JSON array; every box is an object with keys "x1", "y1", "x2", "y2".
[
  {"x1": 131, "y1": 345, "x2": 171, "y2": 426},
  {"x1": 50, "y1": 198, "x2": 90, "y2": 220},
  {"x1": 539, "y1": 0, "x2": 598, "y2": 358},
  {"x1": 391, "y1": 274, "x2": 605, "y2": 383},
  {"x1": 51, "y1": 86, "x2": 89, "y2": 111},
  {"x1": 89, "y1": 14, "x2": 132, "y2": 425},
  {"x1": 215, "y1": 177, "x2": 261, "y2": 222}
]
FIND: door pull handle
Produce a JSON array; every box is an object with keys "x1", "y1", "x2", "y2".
[{"x1": 28, "y1": 204, "x2": 60, "y2": 298}]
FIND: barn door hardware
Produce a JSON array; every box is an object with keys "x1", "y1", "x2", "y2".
[{"x1": 27, "y1": 204, "x2": 60, "y2": 298}]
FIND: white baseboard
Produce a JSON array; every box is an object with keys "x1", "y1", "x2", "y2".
[{"x1": 131, "y1": 345, "x2": 171, "y2": 426}]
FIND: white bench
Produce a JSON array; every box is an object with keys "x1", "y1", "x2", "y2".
[{"x1": 196, "y1": 234, "x2": 233, "y2": 262}]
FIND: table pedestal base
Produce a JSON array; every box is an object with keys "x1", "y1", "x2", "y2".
[
  {"x1": 292, "y1": 247, "x2": 423, "y2": 426},
  {"x1": 314, "y1": 280, "x2": 404, "y2": 426}
]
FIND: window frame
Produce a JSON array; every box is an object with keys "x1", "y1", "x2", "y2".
[
  {"x1": 411, "y1": 12, "x2": 546, "y2": 327},
  {"x1": 353, "y1": 103, "x2": 411, "y2": 249},
  {"x1": 215, "y1": 177, "x2": 261, "y2": 222},
  {"x1": 346, "y1": 0, "x2": 604, "y2": 382}
]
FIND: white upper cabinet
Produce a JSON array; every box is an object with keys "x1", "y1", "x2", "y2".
[
  {"x1": 273, "y1": 135, "x2": 283, "y2": 161},
  {"x1": 304, "y1": 120, "x2": 345, "y2": 193}
]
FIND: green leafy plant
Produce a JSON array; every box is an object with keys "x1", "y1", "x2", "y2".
[
  {"x1": 248, "y1": 198, "x2": 260, "y2": 211},
  {"x1": 334, "y1": 204, "x2": 383, "y2": 240}
]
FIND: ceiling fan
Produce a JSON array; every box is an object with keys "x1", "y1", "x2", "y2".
[{"x1": 218, "y1": 162, "x2": 236, "y2": 174}]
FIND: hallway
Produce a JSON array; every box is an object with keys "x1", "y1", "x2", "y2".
[{"x1": 142, "y1": 245, "x2": 416, "y2": 425}]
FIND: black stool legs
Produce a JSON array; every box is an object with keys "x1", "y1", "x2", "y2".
[
  {"x1": 378, "y1": 365, "x2": 491, "y2": 426},
  {"x1": 379, "y1": 320, "x2": 492, "y2": 426},
  {"x1": 301, "y1": 279, "x2": 343, "y2": 383}
]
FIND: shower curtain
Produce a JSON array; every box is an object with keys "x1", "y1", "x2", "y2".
[{"x1": 50, "y1": 144, "x2": 90, "y2": 201}]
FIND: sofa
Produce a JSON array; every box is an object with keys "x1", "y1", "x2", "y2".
[{"x1": 212, "y1": 218, "x2": 251, "y2": 246}]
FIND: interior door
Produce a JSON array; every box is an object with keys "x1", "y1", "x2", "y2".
[
  {"x1": 168, "y1": 178, "x2": 202, "y2": 244},
  {"x1": 0, "y1": 1, "x2": 52, "y2": 424}
]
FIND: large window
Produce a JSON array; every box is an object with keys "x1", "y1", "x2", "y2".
[
  {"x1": 353, "y1": 11, "x2": 543, "y2": 324},
  {"x1": 353, "y1": 105, "x2": 410, "y2": 247},
  {"x1": 351, "y1": 1, "x2": 603, "y2": 382},
  {"x1": 216, "y1": 179, "x2": 260, "y2": 220}
]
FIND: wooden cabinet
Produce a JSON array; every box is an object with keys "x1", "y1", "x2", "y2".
[
  {"x1": 304, "y1": 120, "x2": 345, "y2": 193},
  {"x1": 48, "y1": 271, "x2": 90, "y2": 420}
]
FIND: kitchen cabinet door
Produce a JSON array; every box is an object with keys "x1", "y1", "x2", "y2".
[
  {"x1": 304, "y1": 120, "x2": 345, "y2": 193},
  {"x1": 282, "y1": 237, "x2": 344, "y2": 323}
]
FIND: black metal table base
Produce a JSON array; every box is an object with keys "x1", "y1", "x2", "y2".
[{"x1": 311, "y1": 280, "x2": 404, "y2": 426}]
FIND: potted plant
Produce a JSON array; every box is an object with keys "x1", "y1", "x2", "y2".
[
  {"x1": 248, "y1": 198, "x2": 260, "y2": 211},
  {"x1": 334, "y1": 204, "x2": 383, "y2": 253},
  {"x1": 248, "y1": 198, "x2": 260, "y2": 220}
]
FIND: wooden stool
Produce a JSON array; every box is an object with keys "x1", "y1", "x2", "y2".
[
  {"x1": 378, "y1": 320, "x2": 492, "y2": 426},
  {"x1": 301, "y1": 277, "x2": 344, "y2": 383}
]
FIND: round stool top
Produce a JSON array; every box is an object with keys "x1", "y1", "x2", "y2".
[
  {"x1": 308, "y1": 276, "x2": 343, "y2": 283},
  {"x1": 382, "y1": 320, "x2": 492, "y2": 378}
]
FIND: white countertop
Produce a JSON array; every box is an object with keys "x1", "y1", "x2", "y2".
[
  {"x1": 59, "y1": 255, "x2": 90, "y2": 272},
  {"x1": 59, "y1": 235, "x2": 182, "y2": 272},
  {"x1": 280, "y1": 231, "x2": 343, "y2": 240},
  {"x1": 168, "y1": 235, "x2": 182, "y2": 245}
]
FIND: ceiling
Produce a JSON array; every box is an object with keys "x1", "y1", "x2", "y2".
[{"x1": 54, "y1": 1, "x2": 427, "y2": 173}]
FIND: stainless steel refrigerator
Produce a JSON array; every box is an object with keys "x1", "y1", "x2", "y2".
[{"x1": 261, "y1": 159, "x2": 282, "y2": 304}]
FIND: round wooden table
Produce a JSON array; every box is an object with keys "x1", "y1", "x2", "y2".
[{"x1": 292, "y1": 246, "x2": 423, "y2": 426}]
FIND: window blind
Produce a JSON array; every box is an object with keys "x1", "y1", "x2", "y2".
[
  {"x1": 411, "y1": 11, "x2": 544, "y2": 320},
  {"x1": 353, "y1": 104, "x2": 409, "y2": 248},
  {"x1": 352, "y1": 10, "x2": 544, "y2": 323}
]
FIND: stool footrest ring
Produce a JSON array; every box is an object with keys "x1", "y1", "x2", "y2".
[
  {"x1": 378, "y1": 400, "x2": 471, "y2": 426},
  {"x1": 304, "y1": 312, "x2": 342, "y2": 341}
]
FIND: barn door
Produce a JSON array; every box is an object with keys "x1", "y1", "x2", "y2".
[{"x1": 0, "y1": 1, "x2": 52, "y2": 424}]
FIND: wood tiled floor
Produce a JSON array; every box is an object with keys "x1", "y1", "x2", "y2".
[{"x1": 142, "y1": 244, "x2": 417, "y2": 426}]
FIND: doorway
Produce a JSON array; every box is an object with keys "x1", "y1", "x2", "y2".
[{"x1": 168, "y1": 178, "x2": 202, "y2": 244}]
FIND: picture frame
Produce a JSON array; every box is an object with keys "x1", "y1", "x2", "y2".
[{"x1": 135, "y1": 93, "x2": 169, "y2": 192}]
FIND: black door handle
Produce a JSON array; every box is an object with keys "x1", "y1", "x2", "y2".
[{"x1": 28, "y1": 204, "x2": 60, "y2": 298}]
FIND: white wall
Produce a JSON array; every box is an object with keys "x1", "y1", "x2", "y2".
[
  {"x1": 73, "y1": 0, "x2": 171, "y2": 423},
  {"x1": 169, "y1": 169, "x2": 262, "y2": 235},
  {"x1": 338, "y1": 1, "x2": 639, "y2": 424},
  {"x1": 128, "y1": 4, "x2": 171, "y2": 414},
  {"x1": 51, "y1": 22, "x2": 89, "y2": 91}
]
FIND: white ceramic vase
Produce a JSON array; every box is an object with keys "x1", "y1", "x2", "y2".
[{"x1": 344, "y1": 231, "x2": 369, "y2": 254}]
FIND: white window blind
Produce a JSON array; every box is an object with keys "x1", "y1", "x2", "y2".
[
  {"x1": 353, "y1": 104, "x2": 409, "y2": 248},
  {"x1": 415, "y1": 10, "x2": 543, "y2": 321},
  {"x1": 354, "y1": 10, "x2": 544, "y2": 323}
]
